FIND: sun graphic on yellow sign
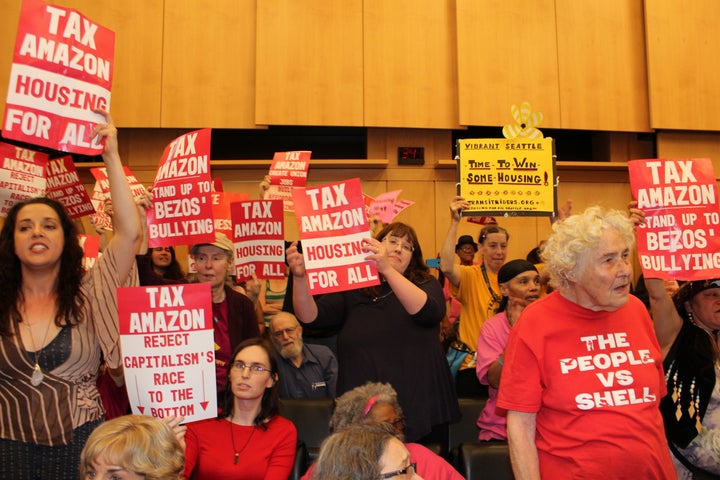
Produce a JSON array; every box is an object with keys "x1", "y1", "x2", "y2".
[{"x1": 502, "y1": 102, "x2": 544, "y2": 140}]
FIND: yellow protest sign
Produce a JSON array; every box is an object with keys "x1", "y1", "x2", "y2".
[{"x1": 456, "y1": 137, "x2": 557, "y2": 216}]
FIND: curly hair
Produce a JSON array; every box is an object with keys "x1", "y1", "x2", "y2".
[
  {"x1": 330, "y1": 382, "x2": 403, "y2": 433},
  {"x1": 314, "y1": 422, "x2": 399, "y2": 480},
  {"x1": 0, "y1": 198, "x2": 85, "y2": 336},
  {"x1": 541, "y1": 205, "x2": 634, "y2": 292},
  {"x1": 218, "y1": 337, "x2": 280, "y2": 428},
  {"x1": 79, "y1": 415, "x2": 184, "y2": 480}
]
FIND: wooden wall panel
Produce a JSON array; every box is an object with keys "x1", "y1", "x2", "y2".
[
  {"x1": 556, "y1": 0, "x2": 650, "y2": 132},
  {"x1": 657, "y1": 132, "x2": 720, "y2": 177},
  {"x1": 455, "y1": 0, "x2": 560, "y2": 128},
  {"x1": 363, "y1": 0, "x2": 460, "y2": 129},
  {"x1": 162, "y1": 0, "x2": 258, "y2": 128},
  {"x1": 645, "y1": 0, "x2": 720, "y2": 130},
  {"x1": 0, "y1": 0, "x2": 163, "y2": 128},
  {"x1": 255, "y1": 1, "x2": 364, "y2": 126}
]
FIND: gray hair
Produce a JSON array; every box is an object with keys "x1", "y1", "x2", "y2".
[
  {"x1": 314, "y1": 423, "x2": 398, "y2": 480},
  {"x1": 330, "y1": 382, "x2": 403, "y2": 433},
  {"x1": 541, "y1": 205, "x2": 634, "y2": 292}
]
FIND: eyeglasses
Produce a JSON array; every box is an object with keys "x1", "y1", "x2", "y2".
[
  {"x1": 384, "y1": 236, "x2": 414, "y2": 253},
  {"x1": 231, "y1": 361, "x2": 272, "y2": 375},
  {"x1": 390, "y1": 417, "x2": 406, "y2": 429},
  {"x1": 379, "y1": 463, "x2": 417, "y2": 479},
  {"x1": 458, "y1": 246, "x2": 476, "y2": 253},
  {"x1": 272, "y1": 326, "x2": 298, "y2": 339}
]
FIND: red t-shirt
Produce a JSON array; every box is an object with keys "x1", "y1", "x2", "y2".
[{"x1": 497, "y1": 292, "x2": 676, "y2": 479}]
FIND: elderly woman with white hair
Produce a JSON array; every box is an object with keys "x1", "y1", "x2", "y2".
[{"x1": 496, "y1": 206, "x2": 676, "y2": 480}]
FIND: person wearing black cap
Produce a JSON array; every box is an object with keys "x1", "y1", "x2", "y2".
[
  {"x1": 475, "y1": 259, "x2": 540, "y2": 441},
  {"x1": 631, "y1": 205, "x2": 720, "y2": 479}
]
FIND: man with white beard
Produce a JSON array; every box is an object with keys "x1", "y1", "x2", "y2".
[{"x1": 269, "y1": 312, "x2": 338, "y2": 398}]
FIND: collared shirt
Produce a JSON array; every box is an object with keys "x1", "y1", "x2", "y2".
[{"x1": 277, "y1": 343, "x2": 337, "y2": 398}]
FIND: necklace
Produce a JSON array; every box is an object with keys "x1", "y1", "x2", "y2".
[
  {"x1": 229, "y1": 419, "x2": 256, "y2": 465},
  {"x1": 24, "y1": 316, "x2": 54, "y2": 387},
  {"x1": 372, "y1": 289, "x2": 395, "y2": 303}
]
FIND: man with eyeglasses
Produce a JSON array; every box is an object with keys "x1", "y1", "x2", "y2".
[{"x1": 269, "y1": 311, "x2": 337, "y2": 398}]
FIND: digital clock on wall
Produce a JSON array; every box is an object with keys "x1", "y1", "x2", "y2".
[{"x1": 397, "y1": 147, "x2": 425, "y2": 165}]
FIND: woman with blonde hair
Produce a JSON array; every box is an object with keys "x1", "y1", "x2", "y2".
[{"x1": 80, "y1": 415, "x2": 184, "y2": 480}]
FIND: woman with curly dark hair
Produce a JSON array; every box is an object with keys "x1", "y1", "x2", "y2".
[
  {"x1": 183, "y1": 337, "x2": 297, "y2": 479},
  {"x1": 287, "y1": 222, "x2": 459, "y2": 449},
  {"x1": 0, "y1": 111, "x2": 142, "y2": 480}
]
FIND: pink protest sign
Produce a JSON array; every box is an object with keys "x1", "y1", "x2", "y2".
[
  {"x1": 211, "y1": 191, "x2": 249, "y2": 239},
  {"x1": 146, "y1": 129, "x2": 214, "y2": 248},
  {"x1": 118, "y1": 283, "x2": 216, "y2": 422},
  {"x1": 368, "y1": 190, "x2": 416, "y2": 224},
  {"x1": 293, "y1": 178, "x2": 379, "y2": 294},
  {"x1": 0, "y1": 141, "x2": 48, "y2": 216},
  {"x1": 231, "y1": 200, "x2": 285, "y2": 281},
  {"x1": 45, "y1": 155, "x2": 93, "y2": 218},
  {"x1": 3, "y1": 0, "x2": 115, "y2": 154},
  {"x1": 629, "y1": 158, "x2": 720, "y2": 281}
]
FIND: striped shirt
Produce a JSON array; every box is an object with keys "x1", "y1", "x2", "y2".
[{"x1": 0, "y1": 242, "x2": 130, "y2": 446}]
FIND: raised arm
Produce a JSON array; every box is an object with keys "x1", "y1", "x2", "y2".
[
  {"x1": 629, "y1": 201, "x2": 682, "y2": 356},
  {"x1": 286, "y1": 242, "x2": 318, "y2": 323},
  {"x1": 440, "y1": 196, "x2": 468, "y2": 287},
  {"x1": 92, "y1": 110, "x2": 142, "y2": 280}
]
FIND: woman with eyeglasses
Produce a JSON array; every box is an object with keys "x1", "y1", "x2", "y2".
[
  {"x1": 287, "y1": 222, "x2": 459, "y2": 451},
  {"x1": 183, "y1": 337, "x2": 297, "y2": 479},
  {"x1": 314, "y1": 423, "x2": 424, "y2": 480},
  {"x1": 302, "y1": 382, "x2": 462, "y2": 480}
]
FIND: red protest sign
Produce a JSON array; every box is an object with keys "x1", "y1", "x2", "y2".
[
  {"x1": 0, "y1": 141, "x2": 48, "y2": 216},
  {"x1": 118, "y1": 283, "x2": 216, "y2": 422},
  {"x1": 88, "y1": 165, "x2": 144, "y2": 229},
  {"x1": 3, "y1": 0, "x2": 115, "y2": 155},
  {"x1": 146, "y1": 129, "x2": 214, "y2": 248},
  {"x1": 629, "y1": 158, "x2": 720, "y2": 281},
  {"x1": 293, "y1": 178, "x2": 379, "y2": 294},
  {"x1": 268, "y1": 151, "x2": 311, "y2": 186},
  {"x1": 266, "y1": 150, "x2": 311, "y2": 212},
  {"x1": 231, "y1": 200, "x2": 285, "y2": 281},
  {"x1": 211, "y1": 191, "x2": 249, "y2": 239},
  {"x1": 78, "y1": 233, "x2": 99, "y2": 271},
  {"x1": 45, "y1": 155, "x2": 93, "y2": 218}
]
